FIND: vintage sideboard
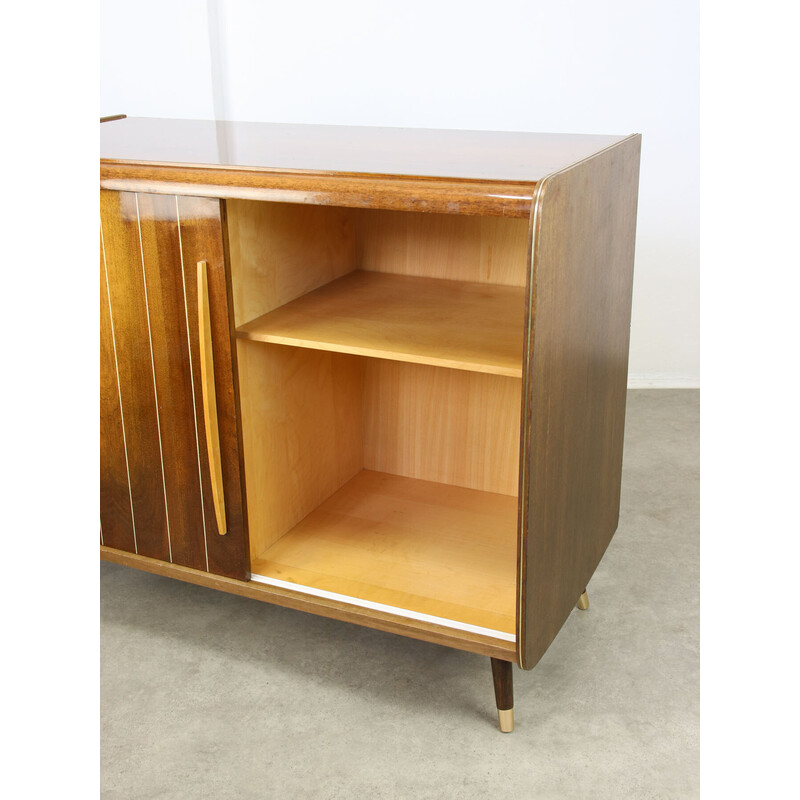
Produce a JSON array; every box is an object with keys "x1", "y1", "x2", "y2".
[{"x1": 100, "y1": 116, "x2": 641, "y2": 732}]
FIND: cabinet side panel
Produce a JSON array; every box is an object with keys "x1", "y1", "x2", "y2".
[
  {"x1": 238, "y1": 343, "x2": 363, "y2": 560},
  {"x1": 100, "y1": 242, "x2": 135, "y2": 551},
  {"x1": 519, "y1": 136, "x2": 641, "y2": 669},
  {"x1": 136, "y1": 194, "x2": 207, "y2": 571},
  {"x1": 100, "y1": 190, "x2": 170, "y2": 561},
  {"x1": 178, "y1": 196, "x2": 249, "y2": 580},
  {"x1": 226, "y1": 200, "x2": 356, "y2": 327}
]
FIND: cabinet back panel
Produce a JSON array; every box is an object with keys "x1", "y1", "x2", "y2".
[
  {"x1": 356, "y1": 210, "x2": 529, "y2": 287},
  {"x1": 362, "y1": 361, "x2": 521, "y2": 496},
  {"x1": 226, "y1": 199, "x2": 356, "y2": 326},
  {"x1": 238, "y1": 341, "x2": 364, "y2": 560}
]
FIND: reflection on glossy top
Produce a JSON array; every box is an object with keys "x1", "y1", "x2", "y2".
[{"x1": 100, "y1": 117, "x2": 628, "y2": 182}]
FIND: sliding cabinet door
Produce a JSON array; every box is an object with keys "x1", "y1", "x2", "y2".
[{"x1": 100, "y1": 190, "x2": 248, "y2": 580}]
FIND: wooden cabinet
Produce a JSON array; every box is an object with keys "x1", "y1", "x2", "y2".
[{"x1": 100, "y1": 117, "x2": 641, "y2": 732}]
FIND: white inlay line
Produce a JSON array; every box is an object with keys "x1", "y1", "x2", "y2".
[
  {"x1": 176, "y1": 196, "x2": 210, "y2": 572},
  {"x1": 249, "y1": 574, "x2": 517, "y2": 643},
  {"x1": 136, "y1": 194, "x2": 173, "y2": 563},
  {"x1": 101, "y1": 215, "x2": 138, "y2": 554}
]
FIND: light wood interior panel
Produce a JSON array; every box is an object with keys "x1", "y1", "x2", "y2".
[
  {"x1": 237, "y1": 341, "x2": 363, "y2": 558},
  {"x1": 237, "y1": 270, "x2": 524, "y2": 377},
  {"x1": 362, "y1": 361, "x2": 521, "y2": 496},
  {"x1": 250, "y1": 470, "x2": 518, "y2": 635},
  {"x1": 356, "y1": 210, "x2": 529, "y2": 286},
  {"x1": 227, "y1": 199, "x2": 528, "y2": 591},
  {"x1": 226, "y1": 202, "x2": 530, "y2": 334},
  {"x1": 226, "y1": 199, "x2": 356, "y2": 326}
]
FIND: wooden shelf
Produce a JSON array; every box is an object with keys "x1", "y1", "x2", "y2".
[
  {"x1": 250, "y1": 470, "x2": 518, "y2": 638},
  {"x1": 236, "y1": 270, "x2": 525, "y2": 377}
]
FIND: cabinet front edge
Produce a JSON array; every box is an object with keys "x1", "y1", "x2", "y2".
[{"x1": 100, "y1": 163, "x2": 535, "y2": 218}]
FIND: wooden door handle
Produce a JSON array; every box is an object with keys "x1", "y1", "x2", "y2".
[{"x1": 197, "y1": 260, "x2": 228, "y2": 535}]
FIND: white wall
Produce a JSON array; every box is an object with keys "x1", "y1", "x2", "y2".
[{"x1": 101, "y1": 0, "x2": 699, "y2": 387}]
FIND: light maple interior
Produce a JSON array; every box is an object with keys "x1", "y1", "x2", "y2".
[{"x1": 227, "y1": 200, "x2": 529, "y2": 635}]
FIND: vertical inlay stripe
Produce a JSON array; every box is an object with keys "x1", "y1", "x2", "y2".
[
  {"x1": 100, "y1": 216, "x2": 138, "y2": 554},
  {"x1": 176, "y1": 196, "x2": 210, "y2": 572},
  {"x1": 135, "y1": 193, "x2": 173, "y2": 563}
]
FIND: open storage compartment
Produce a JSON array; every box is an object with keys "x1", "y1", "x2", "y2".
[{"x1": 227, "y1": 199, "x2": 529, "y2": 642}]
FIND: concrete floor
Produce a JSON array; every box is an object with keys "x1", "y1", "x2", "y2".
[{"x1": 101, "y1": 389, "x2": 699, "y2": 799}]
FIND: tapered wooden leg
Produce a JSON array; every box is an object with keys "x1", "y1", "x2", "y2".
[
  {"x1": 577, "y1": 589, "x2": 590, "y2": 610},
  {"x1": 490, "y1": 657, "x2": 514, "y2": 733}
]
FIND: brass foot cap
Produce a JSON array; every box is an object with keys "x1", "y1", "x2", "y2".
[
  {"x1": 577, "y1": 591, "x2": 590, "y2": 611},
  {"x1": 498, "y1": 708, "x2": 514, "y2": 733}
]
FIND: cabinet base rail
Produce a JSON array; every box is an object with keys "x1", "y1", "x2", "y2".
[
  {"x1": 250, "y1": 572, "x2": 516, "y2": 643},
  {"x1": 100, "y1": 546, "x2": 517, "y2": 661}
]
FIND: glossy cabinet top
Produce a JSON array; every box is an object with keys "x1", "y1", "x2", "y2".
[{"x1": 100, "y1": 117, "x2": 627, "y2": 183}]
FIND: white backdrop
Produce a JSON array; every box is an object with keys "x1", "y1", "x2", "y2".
[{"x1": 100, "y1": 0, "x2": 699, "y2": 387}]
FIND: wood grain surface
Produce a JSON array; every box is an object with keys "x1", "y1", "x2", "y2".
[
  {"x1": 136, "y1": 192, "x2": 207, "y2": 570},
  {"x1": 100, "y1": 163, "x2": 534, "y2": 218},
  {"x1": 225, "y1": 200, "x2": 355, "y2": 327},
  {"x1": 100, "y1": 242, "x2": 135, "y2": 552},
  {"x1": 249, "y1": 470, "x2": 518, "y2": 636},
  {"x1": 197, "y1": 259, "x2": 228, "y2": 535},
  {"x1": 355, "y1": 209, "x2": 529, "y2": 286},
  {"x1": 100, "y1": 117, "x2": 624, "y2": 181},
  {"x1": 490, "y1": 657, "x2": 514, "y2": 710},
  {"x1": 517, "y1": 136, "x2": 642, "y2": 669},
  {"x1": 100, "y1": 190, "x2": 170, "y2": 561},
  {"x1": 362, "y1": 361, "x2": 521, "y2": 496},
  {"x1": 175, "y1": 196, "x2": 249, "y2": 579},
  {"x1": 236, "y1": 271, "x2": 525, "y2": 377},
  {"x1": 236, "y1": 343, "x2": 363, "y2": 559},
  {"x1": 99, "y1": 190, "x2": 248, "y2": 579},
  {"x1": 100, "y1": 119, "x2": 627, "y2": 218}
]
